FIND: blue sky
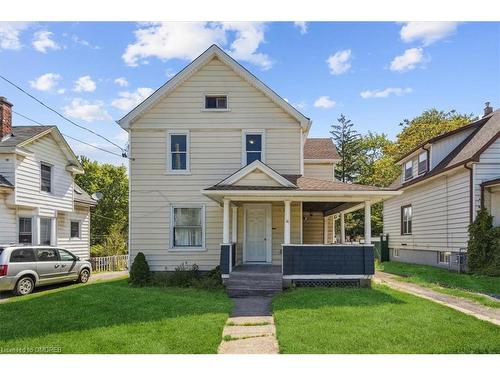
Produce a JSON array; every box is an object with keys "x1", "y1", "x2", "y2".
[{"x1": 0, "y1": 21, "x2": 498, "y2": 165}]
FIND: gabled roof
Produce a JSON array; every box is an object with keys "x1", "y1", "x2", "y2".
[
  {"x1": 0, "y1": 174, "x2": 13, "y2": 189},
  {"x1": 74, "y1": 183, "x2": 97, "y2": 206},
  {"x1": 0, "y1": 126, "x2": 83, "y2": 172},
  {"x1": 304, "y1": 138, "x2": 340, "y2": 160},
  {"x1": 117, "y1": 44, "x2": 311, "y2": 130},
  {"x1": 391, "y1": 110, "x2": 500, "y2": 189},
  {"x1": 215, "y1": 160, "x2": 297, "y2": 188}
]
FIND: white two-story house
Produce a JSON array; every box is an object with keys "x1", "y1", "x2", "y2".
[
  {"x1": 0, "y1": 96, "x2": 96, "y2": 258},
  {"x1": 118, "y1": 45, "x2": 400, "y2": 287},
  {"x1": 383, "y1": 106, "x2": 500, "y2": 269}
]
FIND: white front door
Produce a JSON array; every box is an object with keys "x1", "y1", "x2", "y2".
[{"x1": 244, "y1": 204, "x2": 271, "y2": 263}]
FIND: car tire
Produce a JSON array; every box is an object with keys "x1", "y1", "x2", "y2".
[
  {"x1": 14, "y1": 276, "x2": 35, "y2": 296},
  {"x1": 77, "y1": 268, "x2": 90, "y2": 284}
]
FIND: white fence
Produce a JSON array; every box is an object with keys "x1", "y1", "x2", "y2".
[{"x1": 90, "y1": 255, "x2": 128, "y2": 273}]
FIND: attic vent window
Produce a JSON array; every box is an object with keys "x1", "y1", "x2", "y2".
[{"x1": 205, "y1": 95, "x2": 227, "y2": 109}]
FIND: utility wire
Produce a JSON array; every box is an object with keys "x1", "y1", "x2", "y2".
[
  {"x1": 0, "y1": 74, "x2": 126, "y2": 153},
  {"x1": 13, "y1": 110, "x2": 125, "y2": 159}
]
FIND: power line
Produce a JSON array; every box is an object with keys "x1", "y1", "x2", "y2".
[
  {"x1": 13, "y1": 110, "x2": 125, "y2": 159},
  {"x1": 0, "y1": 74, "x2": 126, "y2": 153}
]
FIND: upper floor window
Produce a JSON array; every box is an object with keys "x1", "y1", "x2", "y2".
[
  {"x1": 244, "y1": 132, "x2": 264, "y2": 165},
  {"x1": 205, "y1": 95, "x2": 227, "y2": 109},
  {"x1": 401, "y1": 205, "x2": 412, "y2": 235},
  {"x1": 40, "y1": 162, "x2": 52, "y2": 193},
  {"x1": 167, "y1": 131, "x2": 189, "y2": 173},
  {"x1": 404, "y1": 160, "x2": 413, "y2": 181},
  {"x1": 418, "y1": 152, "x2": 428, "y2": 175}
]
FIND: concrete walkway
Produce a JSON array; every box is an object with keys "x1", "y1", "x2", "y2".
[
  {"x1": 218, "y1": 297, "x2": 279, "y2": 354},
  {"x1": 374, "y1": 271, "x2": 500, "y2": 326}
]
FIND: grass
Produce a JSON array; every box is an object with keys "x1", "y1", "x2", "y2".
[
  {"x1": 272, "y1": 285, "x2": 500, "y2": 354},
  {"x1": 377, "y1": 261, "x2": 500, "y2": 308},
  {"x1": 0, "y1": 279, "x2": 232, "y2": 354}
]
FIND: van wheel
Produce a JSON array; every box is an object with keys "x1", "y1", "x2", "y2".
[
  {"x1": 14, "y1": 276, "x2": 35, "y2": 296},
  {"x1": 78, "y1": 269, "x2": 90, "y2": 284}
]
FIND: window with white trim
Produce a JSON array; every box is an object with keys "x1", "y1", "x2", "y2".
[
  {"x1": 244, "y1": 133, "x2": 263, "y2": 165},
  {"x1": 70, "y1": 221, "x2": 80, "y2": 238},
  {"x1": 40, "y1": 218, "x2": 52, "y2": 245},
  {"x1": 18, "y1": 217, "x2": 33, "y2": 244},
  {"x1": 418, "y1": 152, "x2": 427, "y2": 175},
  {"x1": 205, "y1": 95, "x2": 227, "y2": 109},
  {"x1": 404, "y1": 160, "x2": 413, "y2": 181},
  {"x1": 167, "y1": 132, "x2": 189, "y2": 172},
  {"x1": 438, "y1": 251, "x2": 451, "y2": 264},
  {"x1": 171, "y1": 205, "x2": 205, "y2": 249},
  {"x1": 41, "y1": 162, "x2": 52, "y2": 192},
  {"x1": 401, "y1": 205, "x2": 412, "y2": 235},
  {"x1": 392, "y1": 248, "x2": 399, "y2": 257}
]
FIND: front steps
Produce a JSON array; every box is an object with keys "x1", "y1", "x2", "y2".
[{"x1": 225, "y1": 265, "x2": 282, "y2": 297}]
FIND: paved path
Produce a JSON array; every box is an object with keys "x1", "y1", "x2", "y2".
[
  {"x1": 218, "y1": 297, "x2": 279, "y2": 354},
  {"x1": 374, "y1": 271, "x2": 500, "y2": 326}
]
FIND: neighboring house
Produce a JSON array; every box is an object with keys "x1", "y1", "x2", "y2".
[
  {"x1": 383, "y1": 106, "x2": 500, "y2": 269},
  {"x1": 118, "y1": 45, "x2": 400, "y2": 285},
  {"x1": 0, "y1": 97, "x2": 96, "y2": 258}
]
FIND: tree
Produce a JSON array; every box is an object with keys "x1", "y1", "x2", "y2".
[
  {"x1": 330, "y1": 114, "x2": 361, "y2": 182},
  {"x1": 467, "y1": 208, "x2": 500, "y2": 276},
  {"x1": 75, "y1": 156, "x2": 128, "y2": 246},
  {"x1": 393, "y1": 109, "x2": 477, "y2": 157}
]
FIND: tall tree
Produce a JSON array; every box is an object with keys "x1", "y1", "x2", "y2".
[
  {"x1": 330, "y1": 114, "x2": 361, "y2": 182},
  {"x1": 75, "y1": 156, "x2": 128, "y2": 246}
]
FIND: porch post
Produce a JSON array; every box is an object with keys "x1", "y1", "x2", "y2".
[
  {"x1": 323, "y1": 216, "x2": 328, "y2": 244},
  {"x1": 223, "y1": 198, "x2": 230, "y2": 243},
  {"x1": 364, "y1": 201, "x2": 372, "y2": 245},
  {"x1": 231, "y1": 205, "x2": 238, "y2": 243},
  {"x1": 332, "y1": 215, "x2": 336, "y2": 244},
  {"x1": 340, "y1": 212, "x2": 345, "y2": 243},
  {"x1": 284, "y1": 200, "x2": 291, "y2": 244}
]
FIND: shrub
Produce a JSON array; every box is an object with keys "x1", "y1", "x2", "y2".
[
  {"x1": 148, "y1": 264, "x2": 223, "y2": 290},
  {"x1": 468, "y1": 209, "x2": 500, "y2": 276},
  {"x1": 90, "y1": 244, "x2": 105, "y2": 257},
  {"x1": 129, "y1": 252, "x2": 151, "y2": 286}
]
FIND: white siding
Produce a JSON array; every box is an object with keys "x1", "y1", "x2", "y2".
[
  {"x1": 129, "y1": 57, "x2": 302, "y2": 271},
  {"x1": 56, "y1": 204, "x2": 91, "y2": 258},
  {"x1": 0, "y1": 153, "x2": 15, "y2": 185},
  {"x1": 474, "y1": 137, "x2": 500, "y2": 217},
  {"x1": 430, "y1": 127, "x2": 475, "y2": 168},
  {"x1": 383, "y1": 168, "x2": 470, "y2": 252},
  {"x1": 234, "y1": 170, "x2": 282, "y2": 187},
  {"x1": 0, "y1": 194, "x2": 16, "y2": 243},
  {"x1": 15, "y1": 134, "x2": 74, "y2": 212},
  {"x1": 304, "y1": 162, "x2": 334, "y2": 180},
  {"x1": 303, "y1": 212, "x2": 324, "y2": 244}
]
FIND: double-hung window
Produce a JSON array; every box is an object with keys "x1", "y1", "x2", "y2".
[
  {"x1": 70, "y1": 221, "x2": 81, "y2": 238},
  {"x1": 171, "y1": 205, "x2": 205, "y2": 249},
  {"x1": 401, "y1": 205, "x2": 412, "y2": 235},
  {"x1": 18, "y1": 217, "x2": 33, "y2": 244},
  {"x1": 40, "y1": 218, "x2": 52, "y2": 245},
  {"x1": 404, "y1": 160, "x2": 413, "y2": 181},
  {"x1": 41, "y1": 162, "x2": 52, "y2": 193},
  {"x1": 244, "y1": 131, "x2": 264, "y2": 165},
  {"x1": 167, "y1": 131, "x2": 189, "y2": 173},
  {"x1": 418, "y1": 152, "x2": 428, "y2": 175}
]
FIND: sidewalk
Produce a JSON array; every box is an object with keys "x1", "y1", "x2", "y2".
[{"x1": 374, "y1": 271, "x2": 500, "y2": 326}]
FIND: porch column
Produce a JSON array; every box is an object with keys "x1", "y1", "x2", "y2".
[
  {"x1": 323, "y1": 216, "x2": 329, "y2": 244},
  {"x1": 284, "y1": 200, "x2": 291, "y2": 244},
  {"x1": 231, "y1": 205, "x2": 238, "y2": 243},
  {"x1": 223, "y1": 199, "x2": 230, "y2": 243},
  {"x1": 364, "y1": 201, "x2": 372, "y2": 245},
  {"x1": 332, "y1": 215, "x2": 336, "y2": 244},
  {"x1": 340, "y1": 212, "x2": 345, "y2": 244}
]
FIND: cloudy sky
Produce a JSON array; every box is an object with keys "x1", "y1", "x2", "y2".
[{"x1": 0, "y1": 21, "x2": 498, "y2": 165}]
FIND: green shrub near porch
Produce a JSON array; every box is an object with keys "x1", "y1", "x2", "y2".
[{"x1": 468, "y1": 208, "x2": 500, "y2": 276}]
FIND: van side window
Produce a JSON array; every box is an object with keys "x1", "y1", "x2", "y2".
[
  {"x1": 35, "y1": 248, "x2": 59, "y2": 262},
  {"x1": 10, "y1": 248, "x2": 36, "y2": 263},
  {"x1": 58, "y1": 249, "x2": 76, "y2": 262}
]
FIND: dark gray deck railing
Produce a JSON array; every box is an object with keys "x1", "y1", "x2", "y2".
[
  {"x1": 282, "y1": 244, "x2": 374, "y2": 277},
  {"x1": 219, "y1": 243, "x2": 236, "y2": 276}
]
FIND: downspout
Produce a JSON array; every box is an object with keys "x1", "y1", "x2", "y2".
[{"x1": 464, "y1": 163, "x2": 474, "y2": 224}]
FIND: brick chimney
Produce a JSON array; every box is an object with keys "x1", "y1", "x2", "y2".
[
  {"x1": 0, "y1": 96, "x2": 13, "y2": 139},
  {"x1": 483, "y1": 101, "x2": 493, "y2": 117}
]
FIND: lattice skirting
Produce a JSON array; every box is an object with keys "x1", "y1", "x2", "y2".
[{"x1": 293, "y1": 279, "x2": 361, "y2": 288}]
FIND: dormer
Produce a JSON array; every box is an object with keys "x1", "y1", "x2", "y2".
[{"x1": 303, "y1": 138, "x2": 340, "y2": 181}]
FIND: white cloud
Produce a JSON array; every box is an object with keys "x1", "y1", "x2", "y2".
[
  {"x1": 313, "y1": 96, "x2": 336, "y2": 109},
  {"x1": 114, "y1": 77, "x2": 129, "y2": 87},
  {"x1": 294, "y1": 21, "x2": 308, "y2": 35},
  {"x1": 111, "y1": 87, "x2": 154, "y2": 111},
  {"x1": 32, "y1": 30, "x2": 60, "y2": 53},
  {"x1": 360, "y1": 87, "x2": 412, "y2": 99},
  {"x1": 73, "y1": 75, "x2": 96, "y2": 92},
  {"x1": 165, "y1": 68, "x2": 176, "y2": 78},
  {"x1": 0, "y1": 22, "x2": 31, "y2": 50},
  {"x1": 63, "y1": 98, "x2": 111, "y2": 122},
  {"x1": 57, "y1": 88, "x2": 66, "y2": 94},
  {"x1": 29, "y1": 73, "x2": 61, "y2": 92},
  {"x1": 390, "y1": 47, "x2": 426, "y2": 72},
  {"x1": 400, "y1": 22, "x2": 458, "y2": 46},
  {"x1": 71, "y1": 35, "x2": 100, "y2": 49},
  {"x1": 122, "y1": 22, "x2": 273, "y2": 70},
  {"x1": 327, "y1": 49, "x2": 352, "y2": 75}
]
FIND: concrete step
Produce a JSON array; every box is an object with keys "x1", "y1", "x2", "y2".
[
  {"x1": 229, "y1": 273, "x2": 282, "y2": 281},
  {"x1": 227, "y1": 288, "x2": 281, "y2": 298},
  {"x1": 226, "y1": 280, "x2": 282, "y2": 288}
]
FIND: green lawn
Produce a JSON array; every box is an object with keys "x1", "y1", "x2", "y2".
[
  {"x1": 272, "y1": 285, "x2": 500, "y2": 354},
  {"x1": 0, "y1": 279, "x2": 232, "y2": 354},
  {"x1": 377, "y1": 262, "x2": 500, "y2": 308}
]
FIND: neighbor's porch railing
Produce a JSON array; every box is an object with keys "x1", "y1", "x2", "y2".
[{"x1": 89, "y1": 254, "x2": 128, "y2": 273}]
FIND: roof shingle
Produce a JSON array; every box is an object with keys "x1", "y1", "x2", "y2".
[
  {"x1": 0, "y1": 174, "x2": 14, "y2": 188},
  {"x1": 304, "y1": 138, "x2": 339, "y2": 160},
  {"x1": 0, "y1": 126, "x2": 54, "y2": 148}
]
